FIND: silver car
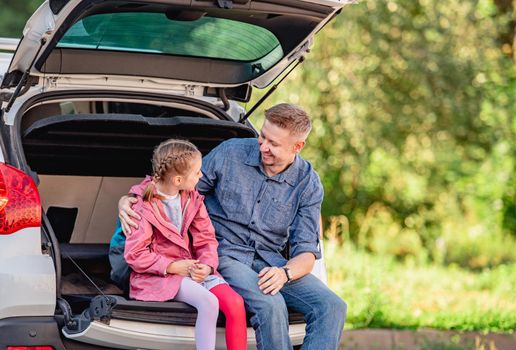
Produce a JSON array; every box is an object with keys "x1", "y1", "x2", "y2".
[{"x1": 0, "y1": 0, "x2": 352, "y2": 349}]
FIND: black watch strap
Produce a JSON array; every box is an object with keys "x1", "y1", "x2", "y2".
[{"x1": 282, "y1": 267, "x2": 293, "y2": 283}]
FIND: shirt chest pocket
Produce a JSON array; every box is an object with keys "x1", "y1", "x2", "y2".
[
  {"x1": 221, "y1": 184, "x2": 254, "y2": 218},
  {"x1": 263, "y1": 200, "x2": 294, "y2": 231}
]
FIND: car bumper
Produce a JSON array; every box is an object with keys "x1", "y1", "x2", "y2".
[
  {"x1": 0, "y1": 317, "x2": 67, "y2": 350},
  {"x1": 64, "y1": 318, "x2": 306, "y2": 350}
]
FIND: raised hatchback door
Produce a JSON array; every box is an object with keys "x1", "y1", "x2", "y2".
[{"x1": 2, "y1": 0, "x2": 354, "y2": 91}]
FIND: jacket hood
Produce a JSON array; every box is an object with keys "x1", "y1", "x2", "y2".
[{"x1": 129, "y1": 176, "x2": 154, "y2": 198}]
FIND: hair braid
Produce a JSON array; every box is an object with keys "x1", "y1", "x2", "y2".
[{"x1": 143, "y1": 139, "x2": 201, "y2": 202}]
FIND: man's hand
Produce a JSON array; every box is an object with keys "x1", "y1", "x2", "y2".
[
  {"x1": 119, "y1": 195, "x2": 140, "y2": 235},
  {"x1": 258, "y1": 266, "x2": 288, "y2": 295},
  {"x1": 166, "y1": 259, "x2": 199, "y2": 276},
  {"x1": 189, "y1": 263, "x2": 212, "y2": 283}
]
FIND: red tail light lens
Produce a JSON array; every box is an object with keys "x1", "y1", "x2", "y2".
[
  {"x1": 7, "y1": 347, "x2": 54, "y2": 350},
  {"x1": 0, "y1": 163, "x2": 41, "y2": 234}
]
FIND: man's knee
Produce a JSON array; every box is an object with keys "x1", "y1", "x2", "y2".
[
  {"x1": 321, "y1": 293, "x2": 347, "y2": 324},
  {"x1": 254, "y1": 295, "x2": 288, "y2": 322},
  {"x1": 335, "y1": 297, "x2": 347, "y2": 321}
]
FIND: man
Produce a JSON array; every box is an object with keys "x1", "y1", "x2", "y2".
[{"x1": 119, "y1": 103, "x2": 347, "y2": 350}]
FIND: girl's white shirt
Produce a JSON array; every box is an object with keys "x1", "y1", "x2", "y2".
[{"x1": 157, "y1": 190, "x2": 183, "y2": 231}]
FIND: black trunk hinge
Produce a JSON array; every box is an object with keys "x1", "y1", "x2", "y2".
[
  {"x1": 60, "y1": 295, "x2": 117, "y2": 335},
  {"x1": 59, "y1": 249, "x2": 117, "y2": 334}
]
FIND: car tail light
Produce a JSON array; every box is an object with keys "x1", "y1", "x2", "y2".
[
  {"x1": 7, "y1": 347, "x2": 54, "y2": 350},
  {"x1": 0, "y1": 163, "x2": 41, "y2": 234}
]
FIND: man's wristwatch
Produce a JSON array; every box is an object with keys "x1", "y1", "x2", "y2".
[{"x1": 282, "y1": 267, "x2": 293, "y2": 283}]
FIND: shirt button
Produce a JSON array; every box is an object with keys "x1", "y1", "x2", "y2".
[
  {"x1": 257, "y1": 200, "x2": 261, "y2": 203},
  {"x1": 251, "y1": 221, "x2": 255, "y2": 225}
]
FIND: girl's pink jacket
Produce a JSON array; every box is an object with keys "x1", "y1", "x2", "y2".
[{"x1": 124, "y1": 176, "x2": 219, "y2": 302}]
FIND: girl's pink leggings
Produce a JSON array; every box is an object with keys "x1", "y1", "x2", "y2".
[{"x1": 175, "y1": 277, "x2": 247, "y2": 350}]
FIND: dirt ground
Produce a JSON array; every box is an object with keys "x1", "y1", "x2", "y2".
[{"x1": 340, "y1": 329, "x2": 515, "y2": 350}]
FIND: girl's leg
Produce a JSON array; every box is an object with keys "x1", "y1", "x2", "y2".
[
  {"x1": 210, "y1": 284, "x2": 247, "y2": 350},
  {"x1": 175, "y1": 277, "x2": 219, "y2": 350}
]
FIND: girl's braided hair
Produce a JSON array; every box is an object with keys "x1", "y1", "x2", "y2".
[{"x1": 143, "y1": 139, "x2": 201, "y2": 202}]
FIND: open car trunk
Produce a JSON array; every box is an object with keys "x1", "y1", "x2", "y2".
[{"x1": 19, "y1": 101, "x2": 305, "y2": 349}]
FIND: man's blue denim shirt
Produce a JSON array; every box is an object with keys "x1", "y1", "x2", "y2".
[{"x1": 197, "y1": 138, "x2": 323, "y2": 267}]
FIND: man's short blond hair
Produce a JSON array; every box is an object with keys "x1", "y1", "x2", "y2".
[{"x1": 264, "y1": 103, "x2": 312, "y2": 139}]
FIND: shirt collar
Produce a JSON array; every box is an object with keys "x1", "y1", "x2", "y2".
[
  {"x1": 244, "y1": 141, "x2": 300, "y2": 186},
  {"x1": 156, "y1": 189, "x2": 180, "y2": 201},
  {"x1": 244, "y1": 143, "x2": 261, "y2": 167}
]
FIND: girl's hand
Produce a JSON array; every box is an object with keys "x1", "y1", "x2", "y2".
[
  {"x1": 166, "y1": 259, "x2": 199, "y2": 276},
  {"x1": 189, "y1": 263, "x2": 212, "y2": 283}
]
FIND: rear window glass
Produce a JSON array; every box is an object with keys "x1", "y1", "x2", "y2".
[{"x1": 57, "y1": 12, "x2": 282, "y2": 62}]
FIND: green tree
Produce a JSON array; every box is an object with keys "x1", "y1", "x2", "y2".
[
  {"x1": 250, "y1": 0, "x2": 515, "y2": 268},
  {"x1": 0, "y1": 1, "x2": 43, "y2": 37}
]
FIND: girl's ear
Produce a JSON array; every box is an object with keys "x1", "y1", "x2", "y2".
[{"x1": 173, "y1": 175, "x2": 183, "y2": 185}]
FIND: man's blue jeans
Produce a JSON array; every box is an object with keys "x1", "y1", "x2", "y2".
[{"x1": 218, "y1": 255, "x2": 347, "y2": 350}]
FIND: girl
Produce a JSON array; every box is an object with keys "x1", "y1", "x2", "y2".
[{"x1": 124, "y1": 139, "x2": 247, "y2": 350}]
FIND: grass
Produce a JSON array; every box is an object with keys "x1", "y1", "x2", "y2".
[{"x1": 324, "y1": 239, "x2": 516, "y2": 332}]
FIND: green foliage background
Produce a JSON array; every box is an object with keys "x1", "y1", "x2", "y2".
[
  {"x1": 1, "y1": 0, "x2": 515, "y2": 330},
  {"x1": 249, "y1": 0, "x2": 516, "y2": 270},
  {"x1": 0, "y1": 0, "x2": 43, "y2": 37}
]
